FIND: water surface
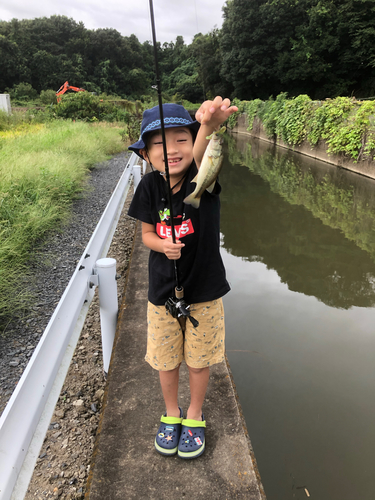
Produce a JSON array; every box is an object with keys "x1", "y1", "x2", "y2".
[{"x1": 220, "y1": 135, "x2": 375, "y2": 500}]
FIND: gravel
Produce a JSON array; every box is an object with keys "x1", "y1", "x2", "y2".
[{"x1": 0, "y1": 151, "x2": 138, "y2": 499}]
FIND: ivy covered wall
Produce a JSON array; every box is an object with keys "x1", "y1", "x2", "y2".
[{"x1": 227, "y1": 94, "x2": 375, "y2": 179}]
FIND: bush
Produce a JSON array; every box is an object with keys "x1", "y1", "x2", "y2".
[
  {"x1": 243, "y1": 99, "x2": 264, "y2": 131},
  {"x1": 55, "y1": 92, "x2": 140, "y2": 124},
  {"x1": 6, "y1": 82, "x2": 38, "y2": 101},
  {"x1": 275, "y1": 94, "x2": 313, "y2": 146},
  {"x1": 258, "y1": 93, "x2": 288, "y2": 137},
  {"x1": 40, "y1": 89, "x2": 57, "y2": 105},
  {"x1": 55, "y1": 92, "x2": 101, "y2": 120},
  {"x1": 226, "y1": 98, "x2": 245, "y2": 129},
  {"x1": 234, "y1": 94, "x2": 375, "y2": 161}
]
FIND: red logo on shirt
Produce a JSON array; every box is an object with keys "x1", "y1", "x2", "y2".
[{"x1": 157, "y1": 218, "x2": 194, "y2": 239}]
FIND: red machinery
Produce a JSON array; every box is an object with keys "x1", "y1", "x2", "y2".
[{"x1": 56, "y1": 81, "x2": 86, "y2": 103}]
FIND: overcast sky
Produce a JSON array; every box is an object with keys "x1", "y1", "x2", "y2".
[{"x1": 0, "y1": 0, "x2": 227, "y2": 44}]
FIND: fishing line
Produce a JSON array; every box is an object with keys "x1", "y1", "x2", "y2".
[
  {"x1": 193, "y1": 0, "x2": 200, "y2": 35},
  {"x1": 193, "y1": 0, "x2": 206, "y2": 100}
]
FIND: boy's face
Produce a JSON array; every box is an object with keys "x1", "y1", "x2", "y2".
[{"x1": 140, "y1": 126, "x2": 194, "y2": 179}]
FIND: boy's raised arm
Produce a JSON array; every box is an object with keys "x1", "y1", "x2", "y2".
[{"x1": 193, "y1": 96, "x2": 238, "y2": 168}]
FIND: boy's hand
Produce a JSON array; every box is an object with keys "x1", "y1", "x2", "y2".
[
  {"x1": 162, "y1": 237, "x2": 185, "y2": 260},
  {"x1": 195, "y1": 96, "x2": 238, "y2": 129}
]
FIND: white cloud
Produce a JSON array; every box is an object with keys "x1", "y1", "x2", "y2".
[{"x1": 0, "y1": 0, "x2": 226, "y2": 44}]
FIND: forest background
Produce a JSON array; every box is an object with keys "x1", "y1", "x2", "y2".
[
  {"x1": 2, "y1": 0, "x2": 375, "y2": 326},
  {"x1": 2, "y1": 0, "x2": 375, "y2": 104}
]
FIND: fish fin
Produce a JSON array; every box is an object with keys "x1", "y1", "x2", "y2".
[
  {"x1": 183, "y1": 193, "x2": 201, "y2": 209},
  {"x1": 190, "y1": 174, "x2": 198, "y2": 184},
  {"x1": 206, "y1": 181, "x2": 216, "y2": 193}
]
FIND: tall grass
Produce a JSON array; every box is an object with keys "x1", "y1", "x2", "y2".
[{"x1": 0, "y1": 120, "x2": 126, "y2": 330}]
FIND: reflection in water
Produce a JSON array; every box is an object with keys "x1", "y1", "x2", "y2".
[
  {"x1": 221, "y1": 134, "x2": 375, "y2": 309},
  {"x1": 220, "y1": 135, "x2": 375, "y2": 500}
]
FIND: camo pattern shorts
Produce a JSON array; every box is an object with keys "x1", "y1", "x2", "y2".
[{"x1": 145, "y1": 298, "x2": 225, "y2": 371}]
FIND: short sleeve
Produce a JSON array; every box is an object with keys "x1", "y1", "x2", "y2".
[{"x1": 127, "y1": 174, "x2": 154, "y2": 224}]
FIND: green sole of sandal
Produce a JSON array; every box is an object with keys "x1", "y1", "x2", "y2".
[{"x1": 155, "y1": 439, "x2": 178, "y2": 456}]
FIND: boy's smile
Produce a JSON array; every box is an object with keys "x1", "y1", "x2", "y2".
[{"x1": 141, "y1": 127, "x2": 194, "y2": 189}]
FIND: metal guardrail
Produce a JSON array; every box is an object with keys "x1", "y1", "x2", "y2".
[{"x1": 0, "y1": 152, "x2": 141, "y2": 500}]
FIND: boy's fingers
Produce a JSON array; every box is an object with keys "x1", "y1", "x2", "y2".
[
  {"x1": 202, "y1": 108, "x2": 214, "y2": 124},
  {"x1": 220, "y1": 98, "x2": 231, "y2": 111},
  {"x1": 200, "y1": 97, "x2": 238, "y2": 124},
  {"x1": 197, "y1": 97, "x2": 238, "y2": 125},
  {"x1": 165, "y1": 239, "x2": 184, "y2": 248},
  {"x1": 195, "y1": 100, "x2": 214, "y2": 123},
  {"x1": 209, "y1": 96, "x2": 224, "y2": 114},
  {"x1": 224, "y1": 105, "x2": 238, "y2": 117}
]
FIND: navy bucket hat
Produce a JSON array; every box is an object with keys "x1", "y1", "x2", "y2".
[{"x1": 128, "y1": 103, "x2": 200, "y2": 159}]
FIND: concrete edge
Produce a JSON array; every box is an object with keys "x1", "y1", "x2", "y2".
[
  {"x1": 84, "y1": 220, "x2": 140, "y2": 498},
  {"x1": 224, "y1": 353, "x2": 267, "y2": 500},
  {"x1": 85, "y1": 217, "x2": 266, "y2": 498}
]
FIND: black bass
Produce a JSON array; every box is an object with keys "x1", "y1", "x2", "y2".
[{"x1": 183, "y1": 126, "x2": 226, "y2": 209}]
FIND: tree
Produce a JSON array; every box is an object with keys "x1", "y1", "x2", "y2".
[
  {"x1": 220, "y1": 0, "x2": 313, "y2": 99},
  {"x1": 191, "y1": 29, "x2": 228, "y2": 99},
  {"x1": 220, "y1": 0, "x2": 375, "y2": 100},
  {"x1": 0, "y1": 32, "x2": 30, "y2": 90}
]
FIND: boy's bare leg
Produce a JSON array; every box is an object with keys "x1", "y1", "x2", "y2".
[
  {"x1": 159, "y1": 365, "x2": 181, "y2": 418},
  {"x1": 187, "y1": 366, "x2": 209, "y2": 421}
]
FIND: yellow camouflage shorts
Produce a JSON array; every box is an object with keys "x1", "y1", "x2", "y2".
[{"x1": 145, "y1": 298, "x2": 225, "y2": 371}]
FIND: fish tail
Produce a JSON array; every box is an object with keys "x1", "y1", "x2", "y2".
[{"x1": 183, "y1": 193, "x2": 201, "y2": 209}]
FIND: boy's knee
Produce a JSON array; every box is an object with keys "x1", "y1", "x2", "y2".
[{"x1": 187, "y1": 366, "x2": 209, "y2": 375}]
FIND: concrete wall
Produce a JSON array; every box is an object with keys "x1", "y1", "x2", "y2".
[
  {"x1": 0, "y1": 94, "x2": 11, "y2": 115},
  {"x1": 230, "y1": 114, "x2": 375, "y2": 180}
]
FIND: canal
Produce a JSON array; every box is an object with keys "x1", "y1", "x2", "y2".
[{"x1": 220, "y1": 133, "x2": 375, "y2": 500}]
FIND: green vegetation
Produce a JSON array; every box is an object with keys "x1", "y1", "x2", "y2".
[
  {"x1": 0, "y1": 16, "x2": 210, "y2": 103},
  {"x1": 228, "y1": 95, "x2": 375, "y2": 162},
  {"x1": 2, "y1": 1, "x2": 375, "y2": 102},
  {"x1": 0, "y1": 91, "x2": 147, "y2": 143},
  {"x1": 0, "y1": 87, "x2": 202, "y2": 331},
  {"x1": 0, "y1": 120, "x2": 125, "y2": 330},
  {"x1": 221, "y1": 0, "x2": 375, "y2": 100}
]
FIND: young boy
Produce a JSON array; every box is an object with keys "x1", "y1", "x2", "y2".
[{"x1": 128, "y1": 96, "x2": 238, "y2": 459}]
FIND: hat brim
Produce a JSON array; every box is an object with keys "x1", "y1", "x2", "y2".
[{"x1": 128, "y1": 120, "x2": 200, "y2": 159}]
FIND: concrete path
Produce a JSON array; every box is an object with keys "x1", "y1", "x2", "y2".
[{"x1": 86, "y1": 222, "x2": 265, "y2": 500}]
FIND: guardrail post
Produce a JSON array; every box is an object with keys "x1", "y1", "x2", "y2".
[
  {"x1": 133, "y1": 164, "x2": 141, "y2": 192},
  {"x1": 142, "y1": 159, "x2": 147, "y2": 175},
  {"x1": 95, "y1": 258, "x2": 118, "y2": 375}
]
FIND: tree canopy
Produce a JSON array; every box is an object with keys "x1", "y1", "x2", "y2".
[
  {"x1": 1, "y1": 3, "x2": 375, "y2": 102},
  {"x1": 220, "y1": 0, "x2": 375, "y2": 99}
]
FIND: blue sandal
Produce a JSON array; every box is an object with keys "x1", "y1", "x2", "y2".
[
  {"x1": 154, "y1": 407, "x2": 183, "y2": 456},
  {"x1": 177, "y1": 414, "x2": 206, "y2": 459}
]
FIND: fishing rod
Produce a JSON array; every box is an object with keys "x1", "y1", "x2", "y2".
[
  {"x1": 149, "y1": 0, "x2": 178, "y2": 276},
  {"x1": 148, "y1": 0, "x2": 198, "y2": 327}
]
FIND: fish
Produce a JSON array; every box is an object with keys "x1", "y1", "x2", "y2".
[{"x1": 183, "y1": 126, "x2": 226, "y2": 209}]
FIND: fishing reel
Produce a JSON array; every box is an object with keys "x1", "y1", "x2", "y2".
[{"x1": 165, "y1": 292, "x2": 199, "y2": 328}]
